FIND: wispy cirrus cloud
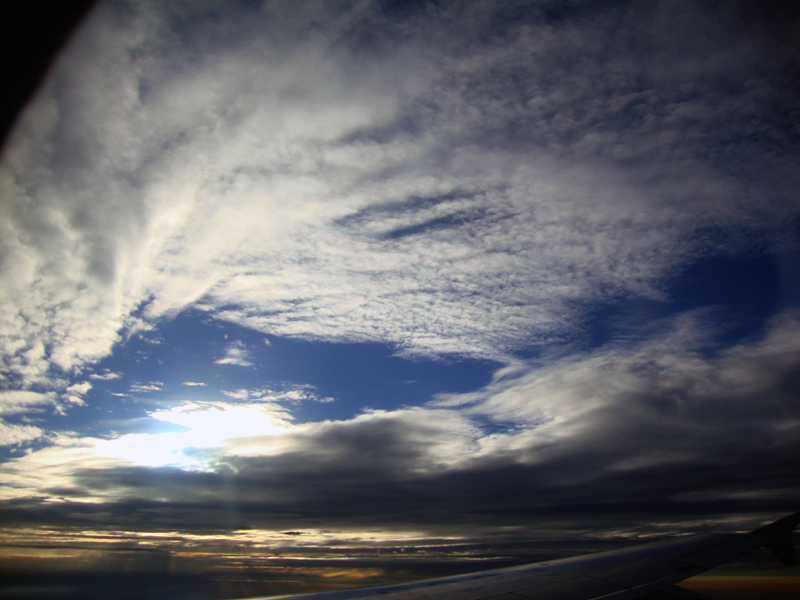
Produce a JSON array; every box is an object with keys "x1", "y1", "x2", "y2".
[
  {"x1": 1, "y1": 0, "x2": 798, "y2": 392},
  {"x1": 129, "y1": 381, "x2": 163, "y2": 394},
  {"x1": 0, "y1": 422, "x2": 45, "y2": 447},
  {"x1": 0, "y1": 5, "x2": 798, "y2": 589},
  {"x1": 222, "y1": 384, "x2": 333, "y2": 404},
  {"x1": 0, "y1": 390, "x2": 85, "y2": 445},
  {"x1": 89, "y1": 371, "x2": 122, "y2": 381},
  {"x1": 0, "y1": 390, "x2": 57, "y2": 416}
]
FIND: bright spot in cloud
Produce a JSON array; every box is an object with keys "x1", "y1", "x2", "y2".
[
  {"x1": 150, "y1": 402, "x2": 292, "y2": 440},
  {"x1": 94, "y1": 402, "x2": 294, "y2": 469},
  {"x1": 94, "y1": 432, "x2": 203, "y2": 469}
]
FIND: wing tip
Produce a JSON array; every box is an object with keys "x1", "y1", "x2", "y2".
[
  {"x1": 753, "y1": 510, "x2": 800, "y2": 566},
  {"x1": 752, "y1": 510, "x2": 800, "y2": 537}
]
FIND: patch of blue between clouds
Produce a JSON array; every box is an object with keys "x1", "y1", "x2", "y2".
[
  {"x1": 579, "y1": 247, "x2": 800, "y2": 353},
  {"x1": 23, "y1": 245, "x2": 800, "y2": 450},
  {"x1": 75, "y1": 307, "x2": 500, "y2": 437}
]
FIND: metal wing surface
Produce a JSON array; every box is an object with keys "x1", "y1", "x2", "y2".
[{"x1": 251, "y1": 511, "x2": 799, "y2": 600}]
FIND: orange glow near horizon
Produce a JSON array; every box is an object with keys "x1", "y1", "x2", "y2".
[{"x1": 681, "y1": 575, "x2": 800, "y2": 600}]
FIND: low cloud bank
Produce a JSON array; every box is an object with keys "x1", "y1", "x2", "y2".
[{"x1": 1, "y1": 310, "x2": 797, "y2": 540}]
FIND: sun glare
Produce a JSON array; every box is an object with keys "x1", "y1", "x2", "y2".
[{"x1": 94, "y1": 402, "x2": 293, "y2": 469}]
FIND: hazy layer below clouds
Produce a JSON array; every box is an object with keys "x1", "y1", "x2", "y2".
[{"x1": 1, "y1": 0, "x2": 799, "y2": 388}]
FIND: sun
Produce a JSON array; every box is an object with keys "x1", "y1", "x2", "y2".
[{"x1": 94, "y1": 402, "x2": 294, "y2": 469}]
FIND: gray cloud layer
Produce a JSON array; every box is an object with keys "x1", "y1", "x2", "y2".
[{"x1": 2, "y1": 310, "x2": 797, "y2": 539}]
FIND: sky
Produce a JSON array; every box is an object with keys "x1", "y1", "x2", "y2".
[{"x1": 1, "y1": 0, "x2": 799, "y2": 598}]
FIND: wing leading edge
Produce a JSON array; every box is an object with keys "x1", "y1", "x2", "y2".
[{"x1": 252, "y1": 511, "x2": 800, "y2": 600}]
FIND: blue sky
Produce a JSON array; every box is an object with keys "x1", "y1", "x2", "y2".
[
  {"x1": 1, "y1": 0, "x2": 799, "y2": 596},
  {"x1": 76, "y1": 307, "x2": 500, "y2": 431}
]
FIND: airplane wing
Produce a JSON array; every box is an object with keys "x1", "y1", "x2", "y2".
[{"x1": 252, "y1": 511, "x2": 800, "y2": 600}]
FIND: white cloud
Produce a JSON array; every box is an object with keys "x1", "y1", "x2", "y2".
[
  {"x1": 66, "y1": 381, "x2": 91, "y2": 395},
  {"x1": 0, "y1": 2, "x2": 798, "y2": 548},
  {"x1": 0, "y1": 389, "x2": 89, "y2": 444},
  {"x1": 182, "y1": 381, "x2": 207, "y2": 387},
  {"x1": 0, "y1": 391, "x2": 57, "y2": 416},
  {"x1": 221, "y1": 384, "x2": 333, "y2": 403},
  {"x1": 0, "y1": 433, "x2": 135, "y2": 500},
  {"x1": 0, "y1": 399, "x2": 297, "y2": 493},
  {"x1": 61, "y1": 381, "x2": 92, "y2": 408},
  {"x1": 1, "y1": 0, "x2": 798, "y2": 388},
  {"x1": 3, "y1": 309, "x2": 798, "y2": 504},
  {"x1": 89, "y1": 371, "x2": 122, "y2": 381},
  {"x1": 0, "y1": 391, "x2": 56, "y2": 446},
  {"x1": 0, "y1": 422, "x2": 45, "y2": 446},
  {"x1": 214, "y1": 341, "x2": 253, "y2": 367},
  {"x1": 129, "y1": 381, "x2": 163, "y2": 394},
  {"x1": 428, "y1": 309, "x2": 800, "y2": 472}
]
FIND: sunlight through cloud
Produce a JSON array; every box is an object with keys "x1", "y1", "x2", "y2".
[{"x1": 94, "y1": 401, "x2": 295, "y2": 469}]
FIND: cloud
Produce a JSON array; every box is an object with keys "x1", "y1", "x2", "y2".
[
  {"x1": 0, "y1": 422, "x2": 45, "y2": 446},
  {"x1": 1, "y1": 0, "x2": 798, "y2": 390},
  {"x1": 62, "y1": 381, "x2": 92, "y2": 407},
  {"x1": 89, "y1": 371, "x2": 122, "y2": 381},
  {"x1": 0, "y1": 390, "x2": 57, "y2": 416},
  {"x1": 222, "y1": 384, "x2": 333, "y2": 403},
  {"x1": 129, "y1": 381, "x2": 163, "y2": 394},
  {"x1": 182, "y1": 381, "x2": 207, "y2": 387},
  {"x1": 0, "y1": 0, "x2": 798, "y2": 558},
  {"x1": 0, "y1": 388, "x2": 90, "y2": 444},
  {"x1": 0, "y1": 391, "x2": 55, "y2": 446},
  {"x1": 1, "y1": 309, "x2": 797, "y2": 536},
  {"x1": 214, "y1": 341, "x2": 253, "y2": 367}
]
